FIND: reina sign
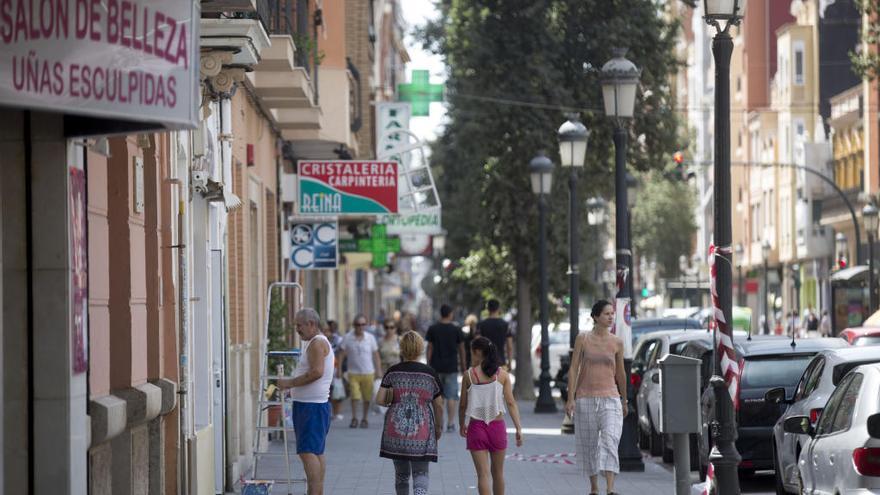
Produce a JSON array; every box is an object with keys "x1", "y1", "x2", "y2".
[
  {"x1": 298, "y1": 160, "x2": 399, "y2": 215},
  {"x1": 0, "y1": 0, "x2": 199, "y2": 128}
]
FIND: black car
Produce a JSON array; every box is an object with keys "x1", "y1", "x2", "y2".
[{"x1": 682, "y1": 335, "x2": 849, "y2": 480}]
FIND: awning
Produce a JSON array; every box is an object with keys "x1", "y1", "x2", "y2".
[{"x1": 829, "y1": 265, "x2": 868, "y2": 282}]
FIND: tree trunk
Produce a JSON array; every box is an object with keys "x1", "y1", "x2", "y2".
[{"x1": 514, "y1": 267, "x2": 535, "y2": 400}]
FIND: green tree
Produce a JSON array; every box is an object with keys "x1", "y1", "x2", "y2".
[
  {"x1": 631, "y1": 173, "x2": 697, "y2": 279},
  {"x1": 851, "y1": 1, "x2": 880, "y2": 80},
  {"x1": 422, "y1": 0, "x2": 683, "y2": 397}
]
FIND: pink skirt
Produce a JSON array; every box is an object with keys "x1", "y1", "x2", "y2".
[{"x1": 466, "y1": 418, "x2": 508, "y2": 452}]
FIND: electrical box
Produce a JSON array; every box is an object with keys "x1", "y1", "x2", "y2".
[{"x1": 659, "y1": 354, "x2": 701, "y2": 434}]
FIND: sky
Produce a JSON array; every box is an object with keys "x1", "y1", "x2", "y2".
[{"x1": 400, "y1": 0, "x2": 447, "y2": 142}]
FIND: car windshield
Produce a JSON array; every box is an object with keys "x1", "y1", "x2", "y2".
[
  {"x1": 741, "y1": 355, "x2": 813, "y2": 388},
  {"x1": 854, "y1": 336, "x2": 880, "y2": 346}
]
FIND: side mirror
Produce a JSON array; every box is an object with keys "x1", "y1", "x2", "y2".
[
  {"x1": 765, "y1": 387, "x2": 788, "y2": 404},
  {"x1": 868, "y1": 413, "x2": 880, "y2": 439},
  {"x1": 651, "y1": 373, "x2": 660, "y2": 384},
  {"x1": 783, "y1": 416, "x2": 814, "y2": 437}
]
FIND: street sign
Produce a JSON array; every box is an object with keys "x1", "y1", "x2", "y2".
[
  {"x1": 289, "y1": 220, "x2": 338, "y2": 270},
  {"x1": 357, "y1": 224, "x2": 400, "y2": 268},
  {"x1": 297, "y1": 160, "x2": 399, "y2": 215},
  {"x1": 399, "y1": 234, "x2": 432, "y2": 256},
  {"x1": 613, "y1": 297, "x2": 633, "y2": 358},
  {"x1": 376, "y1": 102, "x2": 411, "y2": 165},
  {"x1": 377, "y1": 209, "x2": 442, "y2": 235}
]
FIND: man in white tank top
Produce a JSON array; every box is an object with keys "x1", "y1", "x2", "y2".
[{"x1": 278, "y1": 308, "x2": 334, "y2": 495}]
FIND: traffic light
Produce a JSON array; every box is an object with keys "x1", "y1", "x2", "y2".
[
  {"x1": 838, "y1": 256, "x2": 848, "y2": 270},
  {"x1": 673, "y1": 151, "x2": 686, "y2": 180}
]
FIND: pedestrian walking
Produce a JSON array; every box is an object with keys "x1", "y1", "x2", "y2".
[
  {"x1": 805, "y1": 307, "x2": 819, "y2": 334},
  {"x1": 459, "y1": 336, "x2": 523, "y2": 495},
  {"x1": 277, "y1": 308, "x2": 334, "y2": 495},
  {"x1": 564, "y1": 300, "x2": 627, "y2": 495},
  {"x1": 379, "y1": 321, "x2": 402, "y2": 372},
  {"x1": 463, "y1": 314, "x2": 478, "y2": 369},
  {"x1": 337, "y1": 314, "x2": 382, "y2": 428},
  {"x1": 819, "y1": 310, "x2": 832, "y2": 337},
  {"x1": 376, "y1": 331, "x2": 444, "y2": 495},
  {"x1": 426, "y1": 304, "x2": 466, "y2": 432},
  {"x1": 476, "y1": 299, "x2": 514, "y2": 370},
  {"x1": 322, "y1": 320, "x2": 345, "y2": 421}
]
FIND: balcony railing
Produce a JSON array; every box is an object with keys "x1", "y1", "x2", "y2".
[{"x1": 252, "y1": 0, "x2": 314, "y2": 87}]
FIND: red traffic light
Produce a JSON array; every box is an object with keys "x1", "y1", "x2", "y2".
[
  {"x1": 838, "y1": 258, "x2": 848, "y2": 269},
  {"x1": 673, "y1": 151, "x2": 684, "y2": 164}
]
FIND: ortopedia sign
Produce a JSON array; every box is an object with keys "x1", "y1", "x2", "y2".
[
  {"x1": 0, "y1": 0, "x2": 199, "y2": 127},
  {"x1": 298, "y1": 160, "x2": 399, "y2": 215},
  {"x1": 378, "y1": 210, "x2": 442, "y2": 235}
]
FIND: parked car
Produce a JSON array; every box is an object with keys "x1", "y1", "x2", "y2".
[
  {"x1": 635, "y1": 329, "x2": 748, "y2": 462},
  {"x1": 767, "y1": 346, "x2": 880, "y2": 494},
  {"x1": 783, "y1": 363, "x2": 880, "y2": 494},
  {"x1": 530, "y1": 319, "x2": 594, "y2": 382},
  {"x1": 684, "y1": 336, "x2": 849, "y2": 480},
  {"x1": 838, "y1": 326, "x2": 880, "y2": 346},
  {"x1": 631, "y1": 317, "x2": 703, "y2": 347}
]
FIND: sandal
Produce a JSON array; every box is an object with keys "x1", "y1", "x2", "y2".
[
  {"x1": 349, "y1": 418, "x2": 358, "y2": 428},
  {"x1": 360, "y1": 419, "x2": 369, "y2": 428}
]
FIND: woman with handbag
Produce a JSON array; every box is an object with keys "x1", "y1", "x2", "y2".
[{"x1": 564, "y1": 300, "x2": 628, "y2": 495}]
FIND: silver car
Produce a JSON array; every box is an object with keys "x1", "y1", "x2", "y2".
[
  {"x1": 783, "y1": 362, "x2": 880, "y2": 494},
  {"x1": 634, "y1": 329, "x2": 746, "y2": 461},
  {"x1": 768, "y1": 347, "x2": 880, "y2": 494}
]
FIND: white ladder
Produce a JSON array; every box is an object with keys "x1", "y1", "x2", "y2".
[{"x1": 250, "y1": 282, "x2": 306, "y2": 494}]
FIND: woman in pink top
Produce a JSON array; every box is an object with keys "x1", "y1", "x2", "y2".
[{"x1": 565, "y1": 300, "x2": 628, "y2": 495}]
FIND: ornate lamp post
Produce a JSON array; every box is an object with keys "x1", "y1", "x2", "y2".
[
  {"x1": 703, "y1": 0, "x2": 746, "y2": 491},
  {"x1": 600, "y1": 47, "x2": 644, "y2": 472},
  {"x1": 762, "y1": 240, "x2": 771, "y2": 335},
  {"x1": 558, "y1": 117, "x2": 590, "y2": 352},
  {"x1": 530, "y1": 152, "x2": 558, "y2": 413},
  {"x1": 863, "y1": 204, "x2": 878, "y2": 313}
]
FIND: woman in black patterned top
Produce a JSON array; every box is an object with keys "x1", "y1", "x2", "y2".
[{"x1": 376, "y1": 331, "x2": 444, "y2": 495}]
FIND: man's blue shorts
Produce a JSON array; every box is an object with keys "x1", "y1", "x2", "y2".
[{"x1": 292, "y1": 401, "x2": 331, "y2": 455}]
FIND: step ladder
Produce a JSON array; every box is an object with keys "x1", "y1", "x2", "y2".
[{"x1": 249, "y1": 282, "x2": 306, "y2": 495}]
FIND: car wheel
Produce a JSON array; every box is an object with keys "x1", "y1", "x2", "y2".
[
  {"x1": 689, "y1": 434, "x2": 700, "y2": 471},
  {"x1": 639, "y1": 426, "x2": 650, "y2": 450},
  {"x1": 662, "y1": 434, "x2": 674, "y2": 463},
  {"x1": 649, "y1": 423, "x2": 663, "y2": 457},
  {"x1": 773, "y1": 443, "x2": 787, "y2": 495}
]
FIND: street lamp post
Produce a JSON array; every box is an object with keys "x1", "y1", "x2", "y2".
[
  {"x1": 558, "y1": 117, "x2": 590, "y2": 353},
  {"x1": 735, "y1": 244, "x2": 745, "y2": 307},
  {"x1": 601, "y1": 47, "x2": 644, "y2": 472},
  {"x1": 531, "y1": 152, "x2": 558, "y2": 414},
  {"x1": 703, "y1": 0, "x2": 746, "y2": 491},
  {"x1": 863, "y1": 204, "x2": 878, "y2": 313},
  {"x1": 762, "y1": 240, "x2": 771, "y2": 335}
]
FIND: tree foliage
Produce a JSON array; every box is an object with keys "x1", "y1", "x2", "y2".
[
  {"x1": 421, "y1": 0, "x2": 684, "y2": 395},
  {"x1": 631, "y1": 173, "x2": 698, "y2": 279},
  {"x1": 851, "y1": 0, "x2": 880, "y2": 80}
]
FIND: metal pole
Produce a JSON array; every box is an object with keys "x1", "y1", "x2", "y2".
[
  {"x1": 613, "y1": 125, "x2": 644, "y2": 471},
  {"x1": 708, "y1": 29, "x2": 741, "y2": 494},
  {"x1": 673, "y1": 433, "x2": 690, "y2": 495},
  {"x1": 535, "y1": 192, "x2": 557, "y2": 413},
  {"x1": 569, "y1": 167, "x2": 580, "y2": 354},
  {"x1": 737, "y1": 266, "x2": 744, "y2": 307},
  {"x1": 870, "y1": 234, "x2": 876, "y2": 313},
  {"x1": 764, "y1": 258, "x2": 770, "y2": 335}
]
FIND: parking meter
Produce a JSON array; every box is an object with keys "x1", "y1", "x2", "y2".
[{"x1": 658, "y1": 354, "x2": 701, "y2": 495}]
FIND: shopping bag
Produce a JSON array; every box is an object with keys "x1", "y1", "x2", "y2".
[
  {"x1": 282, "y1": 395, "x2": 294, "y2": 429},
  {"x1": 331, "y1": 377, "x2": 346, "y2": 401},
  {"x1": 372, "y1": 378, "x2": 387, "y2": 414}
]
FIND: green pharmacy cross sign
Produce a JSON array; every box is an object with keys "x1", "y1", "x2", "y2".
[
  {"x1": 357, "y1": 224, "x2": 401, "y2": 268},
  {"x1": 398, "y1": 70, "x2": 443, "y2": 116}
]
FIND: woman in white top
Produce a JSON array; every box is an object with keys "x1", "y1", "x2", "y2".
[{"x1": 459, "y1": 336, "x2": 523, "y2": 495}]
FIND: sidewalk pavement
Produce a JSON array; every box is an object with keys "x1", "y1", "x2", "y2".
[{"x1": 248, "y1": 399, "x2": 684, "y2": 495}]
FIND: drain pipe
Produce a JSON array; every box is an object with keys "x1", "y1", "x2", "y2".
[{"x1": 177, "y1": 131, "x2": 192, "y2": 495}]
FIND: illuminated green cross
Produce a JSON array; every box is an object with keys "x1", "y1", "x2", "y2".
[
  {"x1": 357, "y1": 224, "x2": 401, "y2": 268},
  {"x1": 398, "y1": 70, "x2": 444, "y2": 116}
]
